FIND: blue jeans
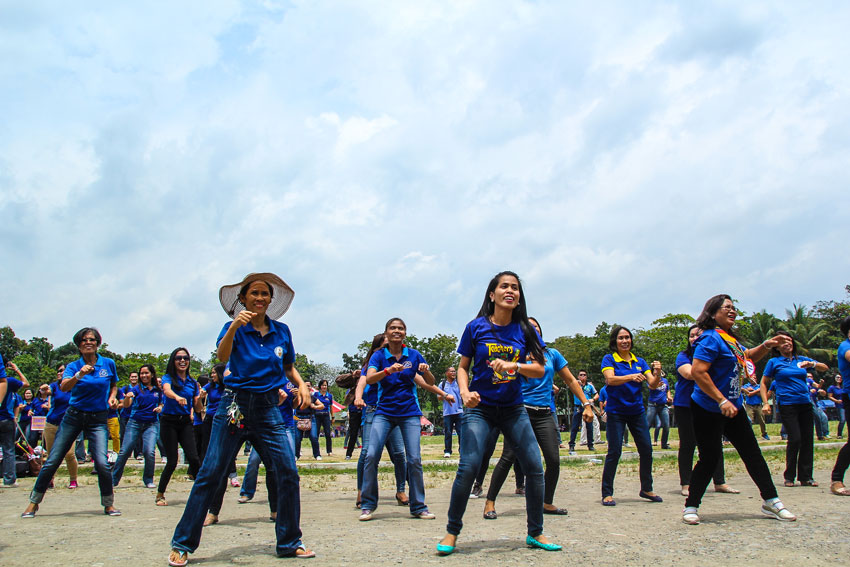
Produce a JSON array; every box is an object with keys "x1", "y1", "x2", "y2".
[
  {"x1": 569, "y1": 407, "x2": 593, "y2": 448},
  {"x1": 0, "y1": 419, "x2": 16, "y2": 485},
  {"x1": 813, "y1": 404, "x2": 829, "y2": 438},
  {"x1": 313, "y1": 412, "x2": 333, "y2": 454},
  {"x1": 30, "y1": 407, "x2": 113, "y2": 506},
  {"x1": 602, "y1": 411, "x2": 653, "y2": 498},
  {"x1": 446, "y1": 405, "x2": 544, "y2": 537},
  {"x1": 171, "y1": 389, "x2": 303, "y2": 557},
  {"x1": 112, "y1": 419, "x2": 159, "y2": 486},
  {"x1": 356, "y1": 407, "x2": 407, "y2": 492},
  {"x1": 296, "y1": 416, "x2": 320, "y2": 458},
  {"x1": 443, "y1": 413, "x2": 462, "y2": 454},
  {"x1": 241, "y1": 427, "x2": 297, "y2": 501},
  {"x1": 646, "y1": 403, "x2": 670, "y2": 447},
  {"x1": 361, "y1": 414, "x2": 424, "y2": 513}
]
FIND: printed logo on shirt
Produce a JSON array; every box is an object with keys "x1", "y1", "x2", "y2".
[
  {"x1": 274, "y1": 346, "x2": 284, "y2": 358},
  {"x1": 402, "y1": 361, "x2": 413, "y2": 370},
  {"x1": 796, "y1": 361, "x2": 806, "y2": 369},
  {"x1": 486, "y1": 343, "x2": 519, "y2": 385},
  {"x1": 729, "y1": 366, "x2": 742, "y2": 399},
  {"x1": 99, "y1": 369, "x2": 108, "y2": 378}
]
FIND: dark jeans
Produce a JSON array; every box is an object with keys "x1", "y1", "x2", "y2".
[
  {"x1": 778, "y1": 403, "x2": 814, "y2": 483},
  {"x1": 813, "y1": 404, "x2": 829, "y2": 438},
  {"x1": 158, "y1": 414, "x2": 200, "y2": 494},
  {"x1": 487, "y1": 407, "x2": 560, "y2": 505},
  {"x1": 646, "y1": 403, "x2": 670, "y2": 447},
  {"x1": 0, "y1": 419, "x2": 17, "y2": 485},
  {"x1": 685, "y1": 402, "x2": 777, "y2": 509},
  {"x1": 295, "y1": 416, "x2": 320, "y2": 458},
  {"x1": 313, "y1": 412, "x2": 333, "y2": 454},
  {"x1": 355, "y1": 407, "x2": 407, "y2": 492},
  {"x1": 30, "y1": 407, "x2": 113, "y2": 506},
  {"x1": 112, "y1": 419, "x2": 158, "y2": 486},
  {"x1": 568, "y1": 406, "x2": 593, "y2": 449},
  {"x1": 446, "y1": 405, "x2": 542, "y2": 537},
  {"x1": 443, "y1": 413, "x2": 462, "y2": 454},
  {"x1": 675, "y1": 405, "x2": 725, "y2": 486},
  {"x1": 602, "y1": 411, "x2": 653, "y2": 498},
  {"x1": 831, "y1": 396, "x2": 850, "y2": 483},
  {"x1": 171, "y1": 389, "x2": 303, "y2": 557},
  {"x1": 345, "y1": 410, "x2": 362, "y2": 457}
]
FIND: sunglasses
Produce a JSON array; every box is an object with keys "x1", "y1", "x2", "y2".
[{"x1": 175, "y1": 355, "x2": 191, "y2": 362}]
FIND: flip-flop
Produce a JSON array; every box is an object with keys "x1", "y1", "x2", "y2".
[
  {"x1": 831, "y1": 482, "x2": 850, "y2": 496},
  {"x1": 784, "y1": 480, "x2": 796, "y2": 487},
  {"x1": 601, "y1": 497, "x2": 616, "y2": 507},
  {"x1": 292, "y1": 546, "x2": 316, "y2": 559},
  {"x1": 168, "y1": 549, "x2": 188, "y2": 567},
  {"x1": 483, "y1": 510, "x2": 497, "y2": 520},
  {"x1": 800, "y1": 480, "x2": 819, "y2": 487}
]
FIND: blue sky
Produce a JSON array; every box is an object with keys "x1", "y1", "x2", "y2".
[{"x1": 1, "y1": 1, "x2": 847, "y2": 365}]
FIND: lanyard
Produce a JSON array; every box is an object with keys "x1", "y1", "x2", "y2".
[{"x1": 715, "y1": 330, "x2": 756, "y2": 382}]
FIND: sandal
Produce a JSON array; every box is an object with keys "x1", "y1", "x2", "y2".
[
  {"x1": 156, "y1": 494, "x2": 168, "y2": 506},
  {"x1": 800, "y1": 480, "x2": 819, "y2": 487},
  {"x1": 395, "y1": 493, "x2": 410, "y2": 506},
  {"x1": 292, "y1": 546, "x2": 316, "y2": 559},
  {"x1": 483, "y1": 510, "x2": 497, "y2": 520},
  {"x1": 203, "y1": 513, "x2": 218, "y2": 526},
  {"x1": 783, "y1": 480, "x2": 796, "y2": 487},
  {"x1": 830, "y1": 481, "x2": 850, "y2": 496},
  {"x1": 168, "y1": 549, "x2": 188, "y2": 567}
]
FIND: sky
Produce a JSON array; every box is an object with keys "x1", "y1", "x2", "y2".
[{"x1": 1, "y1": 1, "x2": 848, "y2": 366}]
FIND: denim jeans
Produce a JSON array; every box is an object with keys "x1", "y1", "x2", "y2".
[
  {"x1": 112, "y1": 419, "x2": 159, "y2": 486},
  {"x1": 601, "y1": 411, "x2": 653, "y2": 498},
  {"x1": 30, "y1": 407, "x2": 113, "y2": 506},
  {"x1": 443, "y1": 413, "x2": 462, "y2": 454},
  {"x1": 446, "y1": 405, "x2": 544, "y2": 537},
  {"x1": 361, "y1": 414, "x2": 425, "y2": 514},
  {"x1": 241, "y1": 427, "x2": 297, "y2": 501},
  {"x1": 313, "y1": 412, "x2": 333, "y2": 454},
  {"x1": 296, "y1": 416, "x2": 320, "y2": 458},
  {"x1": 0, "y1": 419, "x2": 16, "y2": 485},
  {"x1": 813, "y1": 404, "x2": 829, "y2": 438},
  {"x1": 646, "y1": 403, "x2": 670, "y2": 447},
  {"x1": 171, "y1": 389, "x2": 303, "y2": 557},
  {"x1": 356, "y1": 407, "x2": 407, "y2": 492}
]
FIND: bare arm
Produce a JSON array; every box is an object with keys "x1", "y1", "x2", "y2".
[
  {"x1": 557, "y1": 366, "x2": 593, "y2": 422},
  {"x1": 457, "y1": 355, "x2": 480, "y2": 407}
]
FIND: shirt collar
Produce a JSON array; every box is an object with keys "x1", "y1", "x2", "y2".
[
  {"x1": 612, "y1": 352, "x2": 637, "y2": 363},
  {"x1": 383, "y1": 346, "x2": 409, "y2": 361}
]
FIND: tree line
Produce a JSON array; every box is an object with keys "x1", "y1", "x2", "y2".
[{"x1": 3, "y1": 285, "x2": 847, "y2": 420}]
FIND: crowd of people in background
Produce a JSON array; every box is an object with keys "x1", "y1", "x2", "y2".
[{"x1": 2, "y1": 271, "x2": 849, "y2": 565}]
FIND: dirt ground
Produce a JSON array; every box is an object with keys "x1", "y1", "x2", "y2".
[{"x1": 2, "y1": 454, "x2": 849, "y2": 567}]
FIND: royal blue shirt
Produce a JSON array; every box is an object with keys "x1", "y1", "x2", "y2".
[
  {"x1": 648, "y1": 377, "x2": 669, "y2": 405},
  {"x1": 204, "y1": 382, "x2": 224, "y2": 418},
  {"x1": 368, "y1": 346, "x2": 425, "y2": 417},
  {"x1": 572, "y1": 382, "x2": 597, "y2": 407},
  {"x1": 598, "y1": 386, "x2": 608, "y2": 406},
  {"x1": 19, "y1": 396, "x2": 33, "y2": 424},
  {"x1": 601, "y1": 352, "x2": 651, "y2": 415},
  {"x1": 118, "y1": 385, "x2": 135, "y2": 419},
  {"x1": 0, "y1": 376, "x2": 22, "y2": 421},
  {"x1": 217, "y1": 318, "x2": 295, "y2": 393},
  {"x1": 839, "y1": 340, "x2": 850, "y2": 383},
  {"x1": 523, "y1": 349, "x2": 566, "y2": 408},
  {"x1": 441, "y1": 379, "x2": 463, "y2": 416},
  {"x1": 673, "y1": 351, "x2": 695, "y2": 408},
  {"x1": 741, "y1": 381, "x2": 763, "y2": 405},
  {"x1": 129, "y1": 385, "x2": 162, "y2": 423},
  {"x1": 47, "y1": 381, "x2": 72, "y2": 425},
  {"x1": 828, "y1": 385, "x2": 844, "y2": 408},
  {"x1": 313, "y1": 391, "x2": 333, "y2": 414},
  {"x1": 279, "y1": 381, "x2": 297, "y2": 427},
  {"x1": 691, "y1": 329, "x2": 745, "y2": 413},
  {"x1": 31, "y1": 397, "x2": 50, "y2": 417},
  {"x1": 763, "y1": 356, "x2": 814, "y2": 405},
  {"x1": 361, "y1": 367, "x2": 379, "y2": 407},
  {"x1": 161, "y1": 374, "x2": 199, "y2": 416},
  {"x1": 458, "y1": 316, "x2": 541, "y2": 407},
  {"x1": 64, "y1": 355, "x2": 118, "y2": 413}
]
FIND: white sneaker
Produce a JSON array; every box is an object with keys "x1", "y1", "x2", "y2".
[
  {"x1": 761, "y1": 499, "x2": 796, "y2": 521},
  {"x1": 315, "y1": 455, "x2": 322, "y2": 461},
  {"x1": 359, "y1": 509, "x2": 373, "y2": 521},
  {"x1": 682, "y1": 507, "x2": 700, "y2": 525},
  {"x1": 444, "y1": 452, "x2": 451, "y2": 458}
]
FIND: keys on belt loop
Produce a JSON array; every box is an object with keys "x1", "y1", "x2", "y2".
[{"x1": 227, "y1": 398, "x2": 245, "y2": 431}]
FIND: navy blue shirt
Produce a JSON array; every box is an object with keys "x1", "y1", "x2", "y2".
[
  {"x1": 601, "y1": 352, "x2": 651, "y2": 415},
  {"x1": 279, "y1": 381, "x2": 297, "y2": 427},
  {"x1": 673, "y1": 351, "x2": 695, "y2": 408},
  {"x1": 129, "y1": 385, "x2": 162, "y2": 423},
  {"x1": 204, "y1": 382, "x2": 224, "y2": 418},
  {"x1": 368, "y1": 346, "x2": 426, "y2": 417},
  {"x1": 0, "y1": 377, "x2": 23, "y2": 421},
  {"x1": 648, "y1": 377, "x2": 669, "y2": 405},
  {"x1": 118, "y1": 385, "x2": 135, "y2": 419},
  {"x1": 64, "y1": 355, "x2": 118, "y2": 413},
  {"x1": 161, "y1": 374, "x2": 199, "y2": 416},
  {"x1": 47, "y1": 381, "x2": 72, "y2": 425},
  {"x1": 313, "y1": 391, "x2": 333, "y2": 414},
  {"x1": 217, "y1": 318, "x2": 296, "y2": 393}
]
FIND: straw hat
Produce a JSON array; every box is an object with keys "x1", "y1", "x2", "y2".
[{"x1": 219, "y1": 272, "x2": 295, "y2": 321}]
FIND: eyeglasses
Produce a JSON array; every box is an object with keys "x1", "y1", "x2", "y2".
[
  {"x1": 175, "y1": 355, "x2": 191, "y2": 362},
  {"x1": 719, "y1": 305, "x2": 737, "y2": 313},
  {"x1": 80, "y1": 338, "x2": 99, "y2": 343}
]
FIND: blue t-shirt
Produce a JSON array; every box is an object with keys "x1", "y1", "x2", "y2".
[
  {"x1": 441, "y1": 379, "x2": 463, "y2": 416},
  {"x1": 573, "y1": 382, "x2": 597, "y2": 407},
  {"x1": 838, "y1": 340, "x2": 850, "y2": 385},
  {"x1": 763, "y1": 356, "x2": 814, "y2": 405},
  {"x1": 648, "y1": 377, "x2": 669, "y2": 405},
  {"x1": 313, "y1": 391, "x2": 333, "y2": 414},
  {"x1": 741, "y1": 381, "x2": 763, "y2": 405},
  {"x1": 129, "y1": 385, "x2": 162, "y2": 423},
  {"x1": 64, "y1": 355, "x2": 118, "y2": 413},
  {"x1": 600, "y1": 352, "x2": 651, "y2": 415},
  {"x1": 217, "y1": 318, "x2": 295, "y2": 393},
  {"x1": 119, "y1": 385, "x2": 135, "y2": 419},
  {"x1": 279, "y1": 381, "x2": 297, "y2": 427},
  {"x1": 47, "y1": 381, "x2": 72, "y2": 425},
  {"x1": 673, "y1": 351, "x2": 695, "y2": 408},
  {"x1": 368, "y1": 346, "x2": 425, "y2": 417},
  {"x1": 598, "y1": 386, "x2": 608, "y2": 406},
  {"x1": 31, "y1": 397, "x2": 50, "y2": 417},
  {"x1": 19, "y1": 396, "x2": 32, "y2": 424},
  {"x1": 523, "y1": 349, "x2": 566, "y2": 408},
  {"x1": 691, "y1": 329, "x2": 743, "y2": 413},
  {"x1": 361, "y1": 366, "x2": 380, "y2": 407},
  {"x1": 0, "y1": 376, "x2": 22, "y2": 421},
  {"x1": 828, "y1": 385, "x2": 844, "y2": 408},
  {"x1": 161, "y1": 374, "x2": 199, "y2": 416},
  {"x1": 457, "y1": 316, "x2": 541, "y2": 407},
  {"x1": 204, "y1": 382, "x2": 224, "y2": 418}
]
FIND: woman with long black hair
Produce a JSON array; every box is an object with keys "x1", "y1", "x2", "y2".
[
  {"x1": 22, "y1": 327, "x2": 120, "y2": 517},
  {"x1": 683, "y1": 294, "x2": 795, "y2": 525},
  {"x1": 675, "y1": 325, "x2": 737, "y2": 496},
  {"x1": 437, "y1": 270, "x2": 560, "y2": 555},
  {"x1": 156, "y1": 347, "x2": 203, "y2": 506},
  {"x1": 313, "y1": 379, "x2": 335, "y2": 456}
]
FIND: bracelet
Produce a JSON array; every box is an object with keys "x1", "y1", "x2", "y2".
[{"x1": 718, "y1": 399, "x2": 729, "y2": 408}]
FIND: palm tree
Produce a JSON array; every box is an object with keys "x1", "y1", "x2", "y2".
[{"x1": 778, "y1": 304, "x2": 832, "y2": 361}]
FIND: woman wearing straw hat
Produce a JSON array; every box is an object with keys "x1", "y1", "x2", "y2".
[{"x1": 168, "y1": 273, "x2": 314, "y2": 566}]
